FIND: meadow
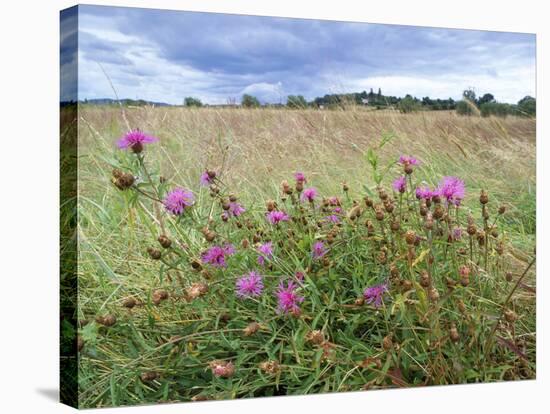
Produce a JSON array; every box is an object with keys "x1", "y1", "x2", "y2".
[{"x1": 72, "y1": 105, "x2": 535, "y2": 408}]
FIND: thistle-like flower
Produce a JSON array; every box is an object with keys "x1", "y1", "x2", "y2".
[{"x1": 163, "y1": 188, "x2": 194, "y2": 215}]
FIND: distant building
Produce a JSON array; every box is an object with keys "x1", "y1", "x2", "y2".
[{"x1": 361, "y1": 98, "x2": 369, "y2": 105}]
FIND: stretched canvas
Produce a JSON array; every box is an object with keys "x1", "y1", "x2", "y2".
[{"x1": 60, "y1": 4, "x2": 536, "y2": 409}]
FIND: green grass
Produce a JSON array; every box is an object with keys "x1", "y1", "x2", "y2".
[{"x1": 71, "y1": 105, "x2": 535, "y2": 408}]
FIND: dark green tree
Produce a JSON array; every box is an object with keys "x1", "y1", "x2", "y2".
[
  {"x1": 241, "y1": 94, "x2": 260, "y2": 108},
  {"x1": 184, "y1": 97, "x2": 203, "y2": 107},
  {"x1": 286, "y1": 95, "x2": 308, "y2": 109}
]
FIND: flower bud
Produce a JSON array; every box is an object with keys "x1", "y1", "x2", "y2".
[
  {"x1": 504, "y1": 309, "x2": 517, "y2": 323},
  {"x1": 382, "y1": 335, "x2": 393, "y2": 351},
  {"x1": 243, "y1": 322, "x2": 261, "y2": 336},
  {"x1": 480, "y1": 189, "x2": 489, "y2": 205},
  {"x1": 306, "y1": 330, "x2": 325, "y2": 345},
  {"x1": 147, "y1": 247, "x2": 161, "y2": 260},
  {"x1": 259, "y1": 360, "x2": 280, "y2": 375},
  {"x1": 405, "y1": 230, "x2": 416, "y2": 245},
  {"x1": 96, "y1": 314, "x2": 116, "y2": 327},
  {"x1": 122, "y1": 297, "x2": 137, "y2": 309},
  {"x1": 140, "y1": 371, "x2": 159, "y2": 382},
  {"x1": 157, "y1": 235, "x2": 172, "y2": 249},
  {"x1": 420, "y1": 271, "x2": 431, "y2": 288},
  {"x1": 428, "y1": 287, "x2": 440, "y2": 302},
  {"x1": 450, "y1": 323, "x2": 460, "y2": 343}
]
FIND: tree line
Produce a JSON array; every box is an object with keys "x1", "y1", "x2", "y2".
[{"x1": 181, "y1": 88, "x2": 535, "y2": 118}]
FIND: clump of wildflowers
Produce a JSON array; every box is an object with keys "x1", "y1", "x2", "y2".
[
  {"x1": 163, "y1": 187, "x2": 194, "y2": 215},
  {"x1": 117, "y1": 129, "x2": 158, "y2": 153},
  {"x1": 276, "y1": 280, "x2": 304, "y2": 315},
  {"x1": 363, "y1": 283, "x2": 388, "y2": 307},
  {"x1": 266, "y1": 210, "x2": 289, "y2": 225},
  {"x1": 235, "y1": 271, "x2": 264, "y2": 298},
  {"x1": 201, "y1": 244, "x2": 235, "y2": 268}
]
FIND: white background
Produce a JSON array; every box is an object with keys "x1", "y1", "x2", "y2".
[{"x1": 0, "y1": 0, "x2": 546, "y2": 412}]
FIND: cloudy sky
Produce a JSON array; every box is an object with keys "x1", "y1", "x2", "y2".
[{"x1": 61, "y1": 5, "x2": 536, "y2": 104}]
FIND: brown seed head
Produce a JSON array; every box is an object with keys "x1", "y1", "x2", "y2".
[
  {"x1": 122, "y1": 297, "x2": 137, "y2": 309},
  {"x1": 259, "y1": 360, "x2": 280, "y2": 375},
  {"x1": 157, "y1": 235, "x2": 172, "y2": 249},
  {"x1": 504, "y1": 309, "x2": 517, "y2": 323},
  {"x1": 306, "y1": 330, "x2": 325, "y2": 345},
  {"x1": 97, "y1": 314, "x2": 116, "y2": 327},
  {"x1": 450, "y1": 324, "x2": 460, "y2": 343},
  {"x1": 243, "y1": 322, "x2": 261, "y2": 336},
  {"x1": 147, "y1": 247, "x2": 161, "y2": 260},
  {"x1": 140, "y1": 371, "x2": 159, "y2": 382},
  {"x1": 405, "y1": 230, "x2": 416, "y2": 245},
  {"x1": 480, "y1": 190, "x2": 489, "y2": 205},
  {"x1": 428, "y1": 287, "x2": 440, "y2": 302},
  {"x1": 382, "y1": 335, "x2": 393, "y2": 351}
]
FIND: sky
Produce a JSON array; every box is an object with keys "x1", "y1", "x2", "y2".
[{"x1": 60, "y1": 5, "x2": 536, "y2": 105}]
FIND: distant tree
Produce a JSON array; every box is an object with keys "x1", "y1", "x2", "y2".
[
  {"x1": 398, "y1": 95, "x2": 420, "y2": 113},
  {"x1": 456, "y1": 100, "x2": 475, "y2": 116},
  {"x1": 477, "y1": 93, "x2": 495, "y2": 106},
  {"x1": 480, "y1": 102, "x2": 512, "y2": 118},
  {"x1": 517, "y1": 96, "x2": 536, "y2": 117},
  {"x1": 462, "y1": 88, "x2": 477, "y2": 103},
  {"x1": 377, "y1": 88, "x2": 382, "y2": 98},
  {"x1": 241, "y1": 94, "x2": 260, "y2": 108},
  {"x1": 184, "y1": 97, "x2": 203, "y2": 107},
  {"x1": 286, "y1": 95, "x2": 308, "y2": 109}
]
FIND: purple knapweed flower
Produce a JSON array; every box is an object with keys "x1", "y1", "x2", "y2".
[
  {"x1": 257, "y1": 241, "x2": 274, "y2": 266},
  {"x1": 452, "y1": 227, "x2": 463, "y2": 241},
  {"x1": 117, "y1": 129, "x2": 158, "y2": 152},
  {"x1": 324, "y1": 214, "x2": 341, "y2": 224},
  {"x1": 294, "y1": 172, "x2": 307, "y2": 183},
  {"x1": 201, "y1": 244, "x2": 235, "y2": 268},
  {"x1": 437, "y1": 176, "x2": 466, "y2": 206},
  {"x1": 301, "y1": 187, "x2": 318, "y2": 203},
  {"x1": 275, "y1": 280, "x2": 304, "y2": 315},
  {"x1": 235, "y1": 271, "x2": 264, "y2": 298},
  {"x1": 229, "y1": 202, "x2": 246, "y2": 217},
  {"x1": 363, "y1": 283, "x2": 388, "y2": 308},
  {"x1": 312, "y1": 241, "x2": 328, "y2": 259},
  {"x1": 392, "y1": 176, "x2": 407, "y2": 193},
  {"x1": 266, "y1": 210, "x2": 289, "y2": 225},
  {"x1": 200, "y1": 171, "x2": 214, "y2": 186},
  {"x1": 399, "y1": 155, "x2": 420, "y2": 166},
  {"x1": 415, "y1": 186, "x2": 434, "y2": 200},
  {"x1": 163, "y1": 187, "x2": 195, "y2": 215}
]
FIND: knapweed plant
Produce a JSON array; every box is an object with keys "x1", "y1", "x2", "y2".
[{"x1": 80, "y1": 128, "x2": 535, "y2": 404}]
